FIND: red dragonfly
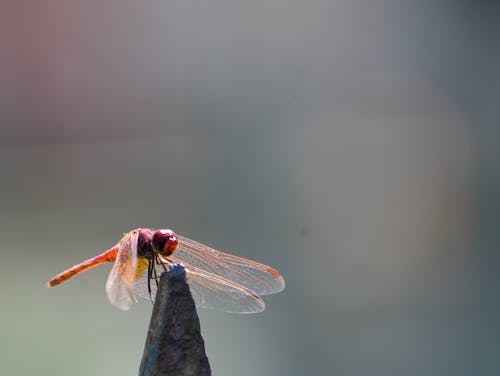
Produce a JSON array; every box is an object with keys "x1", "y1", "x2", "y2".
[{"x1": 47, "y1": 228, "x2": 285, "y2": 313}]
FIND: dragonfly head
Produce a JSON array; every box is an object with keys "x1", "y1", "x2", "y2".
[{"x1": 152, "y1": 229, "x2": 178, "y2": 257}]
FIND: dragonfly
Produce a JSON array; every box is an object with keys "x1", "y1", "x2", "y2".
[{"x1": 47, "y1": 228, "x2": 285, "y2": 313}]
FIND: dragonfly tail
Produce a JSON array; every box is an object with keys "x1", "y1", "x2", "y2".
[{"x1": 46, "y1": 247, "x2": 118, "y2": 287}]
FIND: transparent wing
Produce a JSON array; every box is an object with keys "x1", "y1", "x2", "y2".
[
  {"x1": 134, "y1": 259, "x2": 266, "y2": 313},
  {"x1": 186, "y1": 264, "x2": 266, "y2": 313},
  {"x1": 105, "y1": 230, "x2": 139, "y2": 311},
  {"x1": 171, "y1": 235, "x2": 285, "y2": 296}
]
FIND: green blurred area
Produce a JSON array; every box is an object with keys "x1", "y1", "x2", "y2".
[{"x1": 1, "y1": 1, "x2": 500, "y2": 375}]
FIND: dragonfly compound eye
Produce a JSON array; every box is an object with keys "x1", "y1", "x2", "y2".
[{"x1": 152, "y1": 229, "x2": 178, "y2": 256}]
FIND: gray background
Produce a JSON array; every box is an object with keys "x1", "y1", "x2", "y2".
[{"x1": 1, "y1": 1, "x2": 499, "y2": 375}]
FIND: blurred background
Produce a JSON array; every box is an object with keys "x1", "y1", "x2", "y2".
[{"x1": 1, "y1": 1, "x2": 499, "y2": 375}]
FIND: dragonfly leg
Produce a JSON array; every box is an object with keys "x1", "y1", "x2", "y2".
[
  {"x1": 151, "y1": 258, "x2": 159, "y2": 288},
  {"x1": 157, "y1": 255, "x2": 168, "y2": 272},
  {"x1": 147, "y1": 259, "x2": 153, "y2": 303}
]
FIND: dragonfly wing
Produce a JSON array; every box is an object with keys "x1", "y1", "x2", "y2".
[
  {"x1": 186, "y1": 265, "x2": 266, "y2": 314},
  {"x1": 105, "y1": 230, "x2": 139, "y2": 310},
  {"x1": 173, "y1": 235, "x2": 285, "y2": 296},
  {"x1": 136, "y1": 259, "x2": 265, "y2": 313}
]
